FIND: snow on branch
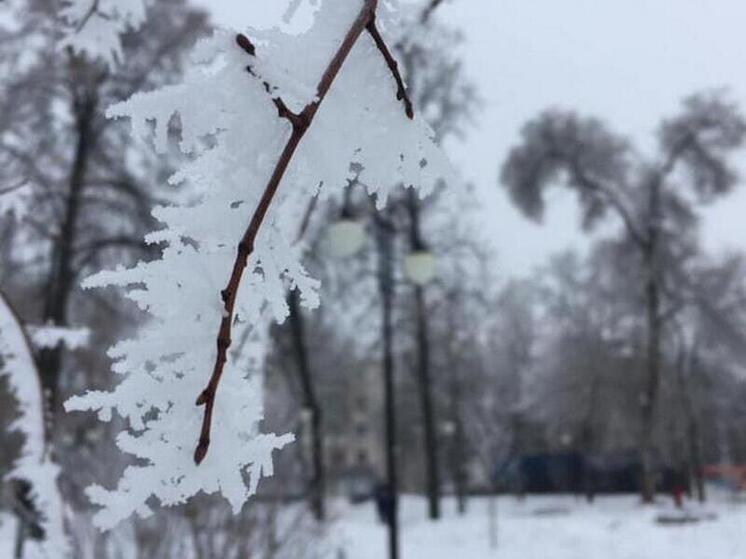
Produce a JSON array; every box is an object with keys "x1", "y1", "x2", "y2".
[
  {"x1": 59, "y1": 0, "x2": 148, "y2": 67},
  {"x1": 421, "y1": 0, "x2": 446, "y2": 23},
  {"x1": 0, "y1": 292, "x2": 69, "y2": 557},
  {"x1": 193, "y1": 0, "x2": 418, "y2": 466},
  {"x1": 27, "y1": 325, "x2": 90, "y2": 350},
  {"x1": 0, "y1": 181, "x2": 32, "y2": 219},
  {"x1": 66, "y1": 0, "x2": 451, "y2": 530}
]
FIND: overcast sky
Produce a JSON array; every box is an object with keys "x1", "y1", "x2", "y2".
[{"x1": 198, "y1": 0, "x2": 746, "y2": 276}]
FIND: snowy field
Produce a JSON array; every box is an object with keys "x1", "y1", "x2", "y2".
[
  {"x1": 3, "y1": 493, "x2": 746, "y2": 558},
  {"x1": 333, "y1": 493, "x2": 746, "y2": 559}
]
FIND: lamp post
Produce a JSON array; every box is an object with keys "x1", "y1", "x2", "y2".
[
  {"x1": 328, "y1": 198, "x2": 400, "y2": 559},
  {"x1": 328, "y1": 183, "x2": 440, "y2": 554},
  {"x1": 405, "y1": 188, "x2": 441, "y2": 521},
  {"x1": 373, "y1": 211, "x2": 400, "y2": 559}
]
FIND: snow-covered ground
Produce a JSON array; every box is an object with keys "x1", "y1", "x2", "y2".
[
  {"x1": 3, "y1": 493, "x2": 746, "y2": 558},
  {"x1": 333, "y1": 493, "x2": 746, "y2": 559}
]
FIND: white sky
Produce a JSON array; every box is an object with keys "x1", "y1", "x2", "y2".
[{"x1": 197, "y1": 0, "x2": 746, "y2": 276}]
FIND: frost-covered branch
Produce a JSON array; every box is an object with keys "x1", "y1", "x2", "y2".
[
  {"x1": 366, "y1": 17, "x2": 414, "y2": 119},
  {"x1": 0, "y1": 291, "x2": 69, "y2": 556},
  {"x1": 67, "y1": 0, "x2": 449, "y2": 529},
  {"x1": 60, "y1": 0, "x2": 148, "y2": 66},
  {"x1": 195, "y1": 0, "x2": 414, "y2": 464},
  {"x1": 27, "y1": 325, "x2": 90, "y2": 350},
  {"x1": 421, "y1": 0, "x2": 446, "y2": 23}
]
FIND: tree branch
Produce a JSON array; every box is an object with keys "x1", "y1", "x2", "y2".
[
  {"x1": 659, "y1": 131, "x2": 695, "y2": 183},
  {"x1": 74, "y1": 0, "x2": 101, "y2": 33},
  {"x1": 366, "y1": 18, "x2": 414, "y2": 119},
  {"x1": 236, "y1": 34, "x2": 305, "y2": 128},
  {"x1": 72, "y1": 236, "x2": 150, "y2": 279},
  {"x1": 421, "y1": 0, "x2": 445, "y2": 23},
  {"x1": 295, "y1": 195, "x2": 319, "y2": 243},
  {"x1": 568, "y1": 157, "x2": 647, "y2": 248},
  {"x1": 0, "y1": 179, "x2": 27, "y2": 196},
  {"x1": 195, "y1": 0, "x2": 414, "y2": 464}
]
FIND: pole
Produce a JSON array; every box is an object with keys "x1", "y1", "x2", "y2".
[
  {"x1": 14, "y1": 518, "x2": 25, "y2": 559},
  {"x1": 406, "y1": 189, "x2": 441, "y2": 520},
  {"x1": 287, "y1": 289, "x2": 325, "y2": 520},
  {"x1": 375, "y1": 213, "x2": 400, "y2": 559}
]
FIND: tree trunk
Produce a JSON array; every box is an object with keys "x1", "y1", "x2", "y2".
[
  {"x1": 640, "y1": 177, "x2": 662, "y2": 504},
  {"x1": 407, "y1": 189, "x2": 441, "y2": 520},
  {"x1": 640, "y1": 278, "x2": 661, "y2": 503},
  {"x1": 38, "y1": 91, "x2": 96, "y2": 414},
  {"x1": 676, "y1": 341, "x2": 706, "y2": 503},
  {"x1": 581, "y1": 352, "x2": 601, "y2": 504},
  {"x1": 376, "y1": 216, "x2": 399, "y2": 559},
  {"x1": 689, "y1": 421, "x2": 705, "y2": 503},
  {"x1": 286, "y1": 289, "x2": 326, "y2": 521},
  {"x1": 13, "y1": 518, "x2": 25, "y2": 559},
  {"x1": 581, "y1": 422, "x2": 596, "y2": 504},
  {"x1": 453, "y1": 406, "x2": 467, "y2": 515}
]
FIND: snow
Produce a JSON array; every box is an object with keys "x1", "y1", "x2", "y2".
[
  {"x1": 65, "y1": 0, "x2": 451, "y2": 531},
  {"x1": 331, "y1": 494, "x2": 746, "y2": 559},
  {"x1": 0, "y1": 294, "x2": 69, "y2": 557},
  {"x1": 60, "y1": 0, "x2": 147, "y2": 67},
  {"x1": 2, "y1": 493, "x2": 744, "y2": 557},
  {"x1": 27, "y1": 325, "x2": 90, "y2": 350}
]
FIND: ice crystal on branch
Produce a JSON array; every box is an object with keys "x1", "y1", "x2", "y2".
[
  {"x1": 28, "y1": 325, "x2": 90, "y2": 350},
  {"x1": 65, "y1": 0, "x2": 451, "y2": 529},
  {"x1": 0, "y1": 294, "x2": 69, "y2": 557},
  {"x1": 0, "y1": 182, "x2": 32, "y2": 219},
  {"x1": 60, "y1": 0, "x2": 147, "y2": 67}
]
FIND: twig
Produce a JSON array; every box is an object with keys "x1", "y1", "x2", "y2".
[
  {"x1": 0, "y1": 179, "x2": 28, "y2": 196},
  {"x1": 295, "y1": 195, "x2": 319, "y2": 243},
  {"x1": 366, "y1": 18, "x2": 414, "y2": 119},
  {"x1": 282, "y1": 0, "x2": 304, "y2": 24},
  {"x1": 74, "y1": 0, "x2": 101, "y2": 33},
  {"x1": 421, "y1": 0, "x2": 445, "y2": 24},
  {"x1": 236, "y1": 35, "x2": 304, "y2": 128},
  {"x1": 195, "y1": 0, "x2": 414, "y2": 464}
]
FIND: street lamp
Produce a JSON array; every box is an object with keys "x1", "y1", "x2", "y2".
[
  {"x1": 405, "y1": 187, "x2": 442, "y2": 521},
  {"x1": 403, "y1": 249, "x2": 436, "y2": 286},
  {"x1": 440, "y1": 419, "x2": 457, "y2": 437},
  {"x1": 327, "y1": 187, "x2": 439, "y2": 552},
  {"x1": 327, "y1": 183, "x2": 366, "y2": 258},
  {"x1": 327, "y1": 218, "x2": 366, "y2": 258},
  {"x1": 328, "y1": 198, "x2": 400, "y2": 559}
]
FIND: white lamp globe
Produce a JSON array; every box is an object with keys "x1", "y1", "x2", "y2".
[
  {"x1": 328, "y1": 219, "x2": 366, "y2": 258},
  {"x1": 440, "y1": 420, "x2": 456, "y2": 437},
  {"x1": 404, "y1": 250, "x2": 436, "y2": 286}
]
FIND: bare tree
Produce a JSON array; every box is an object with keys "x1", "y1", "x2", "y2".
[
  {"x1": 501, "y1": 91, "x2": 746, "y2": 502},
  {"x1": 668, "y1": 254, "x2": 746, "y2": 502},
  {"x1": 0, "y1": 0, "x2": 209, "y2": 416}
]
